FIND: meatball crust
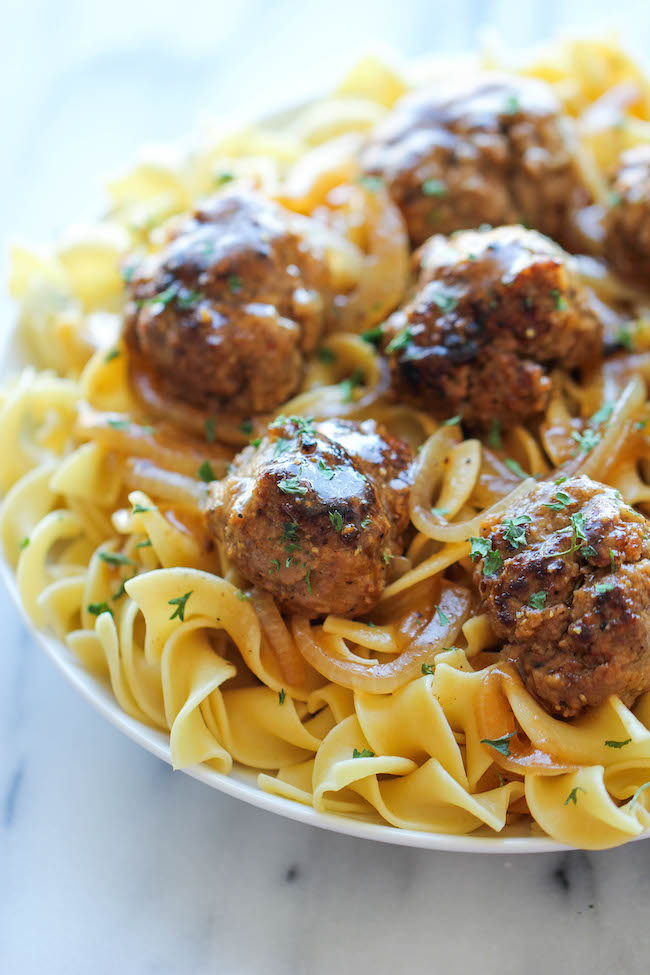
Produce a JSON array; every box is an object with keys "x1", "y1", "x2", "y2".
[
  {"x1": 206, "y1": 416, "x2": 413, "y2": 618},
  {"x1": 604, "y1": 147, "x2": 650, "y2": 286},
  {"x1": 362, "y1": 73, "x2": 591, "y2": 249},
  {"x1": 124, "y1": 190, "x2": 330, "y2": 416},
  {"x1": 474, "y1": 475, "x2": 650, "y2": 718},
  {"x1": 383, "y1": 225, "x2": 602, "y2": 431}
]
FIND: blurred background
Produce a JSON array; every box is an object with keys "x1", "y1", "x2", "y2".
[{"x1": 4, "y1": 2, "x2": 650, "y2": 972}]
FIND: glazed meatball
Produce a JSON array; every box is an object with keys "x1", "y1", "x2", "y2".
[
  {"x1": 362, "y1": 73, "x2": 591, "y2": 250},
  {"x1": 206, "y1": 416, "x2": 413, "y2": 617},
  {"x1": 474, "y1": 475, "x2": 650, "y2": 718},
  {"x1": 604, "y1": 147, "x2": 650, "y2": 286},
  {"x1": 383, "y1": 225, "x2": 602, "y2": 431},
  {"x1": 124, "y1": 190, "x2": 330, "y2": 416}
]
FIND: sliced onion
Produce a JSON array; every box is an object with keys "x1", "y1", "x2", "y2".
[
  {"x1": 123, "y1": 457, "x2": 207, "y2": 507},
  {"x1": 250, "y1": 588, "x2": 306, "y2": 687},
  {"x1": 292, "y1": 583, "x2": 472, "y2": 694}
]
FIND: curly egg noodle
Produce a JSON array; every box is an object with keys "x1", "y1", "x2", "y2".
[{"x1": 7, "y1": 35, "x2": 650, "y2": 848}]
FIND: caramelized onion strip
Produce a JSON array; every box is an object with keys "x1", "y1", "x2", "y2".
[
  {"x1": 249, "y1": 589, "x2": 306, "y2": 687},
  {"x1": 292, "y1": 583, "x2": 472, "y2": 694}
]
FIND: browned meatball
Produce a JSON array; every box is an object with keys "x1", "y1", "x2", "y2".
[
  {"x1": 473, "y1": 474, "x2": 650, "y2": 718},
  {"x1": 206, "y1": 416, "x2": 413, "y2": 617},
  {"x1": 362, "y1": 73, "x2": 591, "y2": 250},
  {"x1": 124, "y1": 190, "x2": 330, "y2": 416},
  {"x1": 382, "y1": 225, "x2": 602, "y2": 431},
  {"x1": 604, "y1": 147, "x2": 650, "y2": 286}
]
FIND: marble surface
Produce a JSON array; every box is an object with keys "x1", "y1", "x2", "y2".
[{"x1": 4, "y1": 1, "x2": 650, "y2": 972}]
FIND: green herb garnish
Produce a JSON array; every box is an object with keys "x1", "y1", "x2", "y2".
[
  {"x1": 197, "y1": 460, "x2": 216, "y2": 482},
  {"x1": 480, "y1": 732, "x2": 516, "y2": 757},
  {"x1": 168, "y1": 591, "x2": 193, "y2": 622}
]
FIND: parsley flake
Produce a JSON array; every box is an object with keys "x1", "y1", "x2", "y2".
[
  {"x1": 340, "y1": 369, "x2": 365, "y2": 403},
  {"x1": 616, "y1": 322, "x2": 638, "y2": 351},
  {"x1": 528, "y1": 591, "x2": 547, "y2": 610},
  {"x1": 108, "y1": 418, "x2": 131, "y2": 430},
  {"x1": 550, "y1": 289, "x2": 568, "y2": 311},
  {"x1": 133, "y1": 503, "x2": 154, "y2": 514},
  {"x1": 136, "y1": 539, "x2": 152, "y2": 549},
  {"x1": 278, "y1": 475, "x2": 308, "y2": 496},
  {"x1": 572, "y1": 428, "x2": 601, "y2": 455},
  {"x1": 318, "y1": 459, "x2": 336, "y2": 480},
  {"x1": 430, "y1": 285, "x2": 458, "y2": 314},
  {"x1": 316, "y1": 346, "x2": 336, "y2": 364},
  {"x1": 197, "y1": 460, "x2": 216, "y2": 482},
  {"x1": 385, "y1": 328, "x2": 412, "y2": 355},
  {"x1": 19, "y1": 537, "x2": 29, "y2": 550},
  {"x1": 422, "y1": 178, "x2": 447, "y2": 197},
  {"x1": 236, "y1": 589, "x2": 250, "y2": 601},
  {"x1": 421, "y1": 663, "x2": 435, "y2": 675},
  {"x1": 595, "y1": 580, "x2": 615, "y2": 594},
  {"x1": 305, "y1": 567, "x2": 313, "y2": 594},
  {"x1": 269, "y1": 559, "x2": 280, "y2": 574},
  {"x1": 88, "y1": 602, "x2": 112, "y2": 617},
  {"x1": 435, "y1": 604, "x2": 449, "y2": 626},
  {"x1": 590, "y1": 402, "x2": 613, "y2": 427},
  {"x1": 227, "y1": 274, "x2": 242, "y2": 294},
  {"x1": 99, "y1": 552, "x2": 136, "y2": 567},
  {"x1": 605, "y1": 738, "x2": 631, "y2": 749},
  {"x1": 329, "y1": 510, "x2": 344, "y2": 532},
  {"x1": 361, "y1": 516, "x2": 372, "y2": 529},
  {"x1": 361, "y1": 325, "x2": 383, "y2": 345},
  {"x1": 504, "y1": 458, "x2": 528, "y2": 479},
  {"x1": 502, "y1": 515, "x2": 532, "y2": 549},
  {"x1": 359, "y1": 175, "x2": 383, "y2": 192},
  {"x1": 204, "y1": 416, "x2": 216, "y2": 443},
  {"x1": 278, "y1": 688, "x2": 287, "y2": 705},
  {"x1": 487, "y1": 419, "x2": 502, "y2": 450},
  {"x1": 442, "y1": 414, "x2": 462, "y2": 427},
  {"x1": 352, "y1": 748, "x2": 375, "y2": 759},
  {"x1": 564, "y1": 786, "x2": 586, "y2": 806},
  {"x1": 239, "y1": 419, "x2": 253, "y2": 436},
  {"x1": 480, "y1": 732, "x2": 516, "y2": 757},
  {"x1": 104, "y1": 347, "x2": 120, "y2": 363},
  {"x1": 544, "y1": 491, "x2": 573, "y2": 512},
  {"x1": 168, "y1": 591, "x2": 193, "y2": 622}
]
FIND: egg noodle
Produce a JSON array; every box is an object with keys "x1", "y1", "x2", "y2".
[{"x1": 6, "y1": 34, "x2": 650, "y2": 848}]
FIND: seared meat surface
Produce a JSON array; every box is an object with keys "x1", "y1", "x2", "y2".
[
  {"x1": 474, "y1": 475, "x2": 650, "y2": 718},
  {"x1": 362, "y1": 73, "x2": 591, "y2": 249},
  {"x1": 604, "y1": 147, "x2": 650, "y2": 286},
  {"x1": 383, "y1": 225, "x2": 602, "y2": 431},
  {"x1": 124, "y1": 190, "x2": 330, "y2": 416},
  {"x1": 206, "y1": 416, "x2": 413, "y2": 617}
]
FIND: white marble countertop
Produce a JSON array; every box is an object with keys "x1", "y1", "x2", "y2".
[{"x1": 3, "y1": 2, "x2": 650, "y2": 972}]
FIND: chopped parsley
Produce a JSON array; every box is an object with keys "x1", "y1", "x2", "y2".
[
  {"x1": 422, "y1": 178, "x2": 447, "y2": 197},
  {"x1": 316, "y1": 346, "x2": 336, "y2": 364},
  {"x1": 604, "y1": 738, "x2": 631, "y2": 749},
  {"x1": 382, "y1": 550, "x2": 394, "y2": 565},
  {"x1": 595, "y1": 579, "x2": 615, "y2": 594},
  {"x1": 431, "y1": 506, "x2": 449, "y2": 517},
  {"x1": 340, "y1": 369, "x2": 365, "y2": 403},
  {"x1": 138, "y1": 284, "x2": 178, "y2": 308},
  {"x1": 269, "y1": 559, "x2": 280, "y2": 574},
  {"x1": 352, "y1": 748, "x2": 375, "y2": 759},
  {"x1": 528, "y1": 591, "x2": 547, "y2": 610},
  {"x1": 204, "y1": 416, "x2": 216, "y2": 443},
  {"x1": 469, "y1": 536, "x2": 503, "y2": 576},
  {"x1": 550, "y1": 289, "x2": 568, "y2": 312},
  {"x1": 132, "y1": 503, "x2": 154, "y2": 514},
  {"x1": 274, "y1": 415, "x2": 315, "y2": 437},
  {"x1": 590, "y1": 402, "x2": 613, "y2": 428},
  {"x1": 168, "y1": 591, "x2": 193, "y2": 622},
  {"x1": 215, "y1": 170, "x2": 235, "y2": 186},
  {"x1": 385, "y1": 327, "x2": 412, "y2": 355},
  {"x1": 435, "y1": 604, "x2": 449, "y2": 626},
  {"x1": 197, "y1": 460, "x2": 216, "y2": 482},
  {"x1": 304, "y1": 567, "x2": 313, "y2": 594},
  {"x1": 176, "y1": 289, "x2": 203, "y2": 309},
  {"x1": 359, "y1": 175, "x2": 383, "y2": 192},
  {"x1": 430, "y1": 285, "x2": 458, "y2": 315},
  {"x1": 361, "y1": 325, "x2": 383, "y2": 345},
  {"x1": 99, "y1": 552, "x2": 136, "y2": 567},
  {"x1": 564, "y1": 786, "x2": 586, "y2": 806},
  {"x1": 504, "y1": 94, "x2": 520, "y2": 114},
  {"x1": 504, "y1": 458, "x2": 528, "y2": 479},
  {"x1": 442, "y1": 414, "x2": 462, "y2": 427},
  {"x1": 19, "y1": 537, "x2": 29, "y2": 550},
  {"x1": 108, "y1": 418, "x2": 131, "y2": 430},
  {"x1": 104, "y1": 347, "x2": 120, "y2": 363},
  {"x1": 278, "y1": 475, "x2": 308, "y2": 496},
  {"x1": 278, "y1": 688, "x2": 287, "y2": 705},
  {"x1": 136, "y1": 539, "x2": 152, "y2": 549},
  {"x1": 635, "y1": 419, "x2": 648, "y2": 431},
  {"x1": 502, "y1": 515, "x2": 532, "y2": 549},
  {"x1": 572, "y1": 428, "x2": 601, "y2": 455},
  {"x1": 610, "y1": 548, "x2": 616, "y2": 573},
  {"x1": 236, "y1": 590, "x2": 251, "y2": 601},
  {"x1": 361, "y1": 516, "x2": 372, "y2": 529},
  {"x1": 273, "y1": 438, "x2": 291, "y2": 458},
  {"x1": 616, "y1": 322, "x2": 638, "y2": 351},
  {"x1": 329, "y1": 510, "x2": 344, "y2": 532},
  {"x1": 239, "y1": 419, "x2": 254, "y2": 436},
  {"x1": 227, "y1": 274, "x2": 242, "y2": 294},
  {"x1": 487, "y1": 419, "x2": 502, "y2": 450},
  {"x1": 88, "y1": 602, "x2": 112, "y2": 617},
  {"x1": 318, "y1": 459, "x2": 336, "y2": 480},
  {"x1": 281, "y1": 521, "x2": 301, "y2": 554},
  {"x1": 421, "y1": 663, "x2": 435, "y2": 675},
  {"x1": 544, "y1": 490, "x2": 573, "y2": 512},
  {"x1": 480, "y1": 732, "x2": 516, "y2": 757}
]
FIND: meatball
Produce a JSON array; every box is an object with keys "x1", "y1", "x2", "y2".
[
  {"x1": 124, "y1": 190, "x2": 330, "y2": 416},
  {"x1": 362, "y1": 73, "x2": 591, "y2": 250},
  {"x1": 474, "y1": 474, "x2": 650, "y2": 718},
  {"x1": 382, "y1": 225, "x2": 602, "y2": 431},
  {"x1": 604, "y1": 147, "x2": 650, "y2": 286},
  {"x1": 206, "y1": 416, "x2": 413, "y2": 617}
]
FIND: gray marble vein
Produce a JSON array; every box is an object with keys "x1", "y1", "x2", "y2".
[{"x1": 3, "y1": 1, "x2": 650, "y2": 972}]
